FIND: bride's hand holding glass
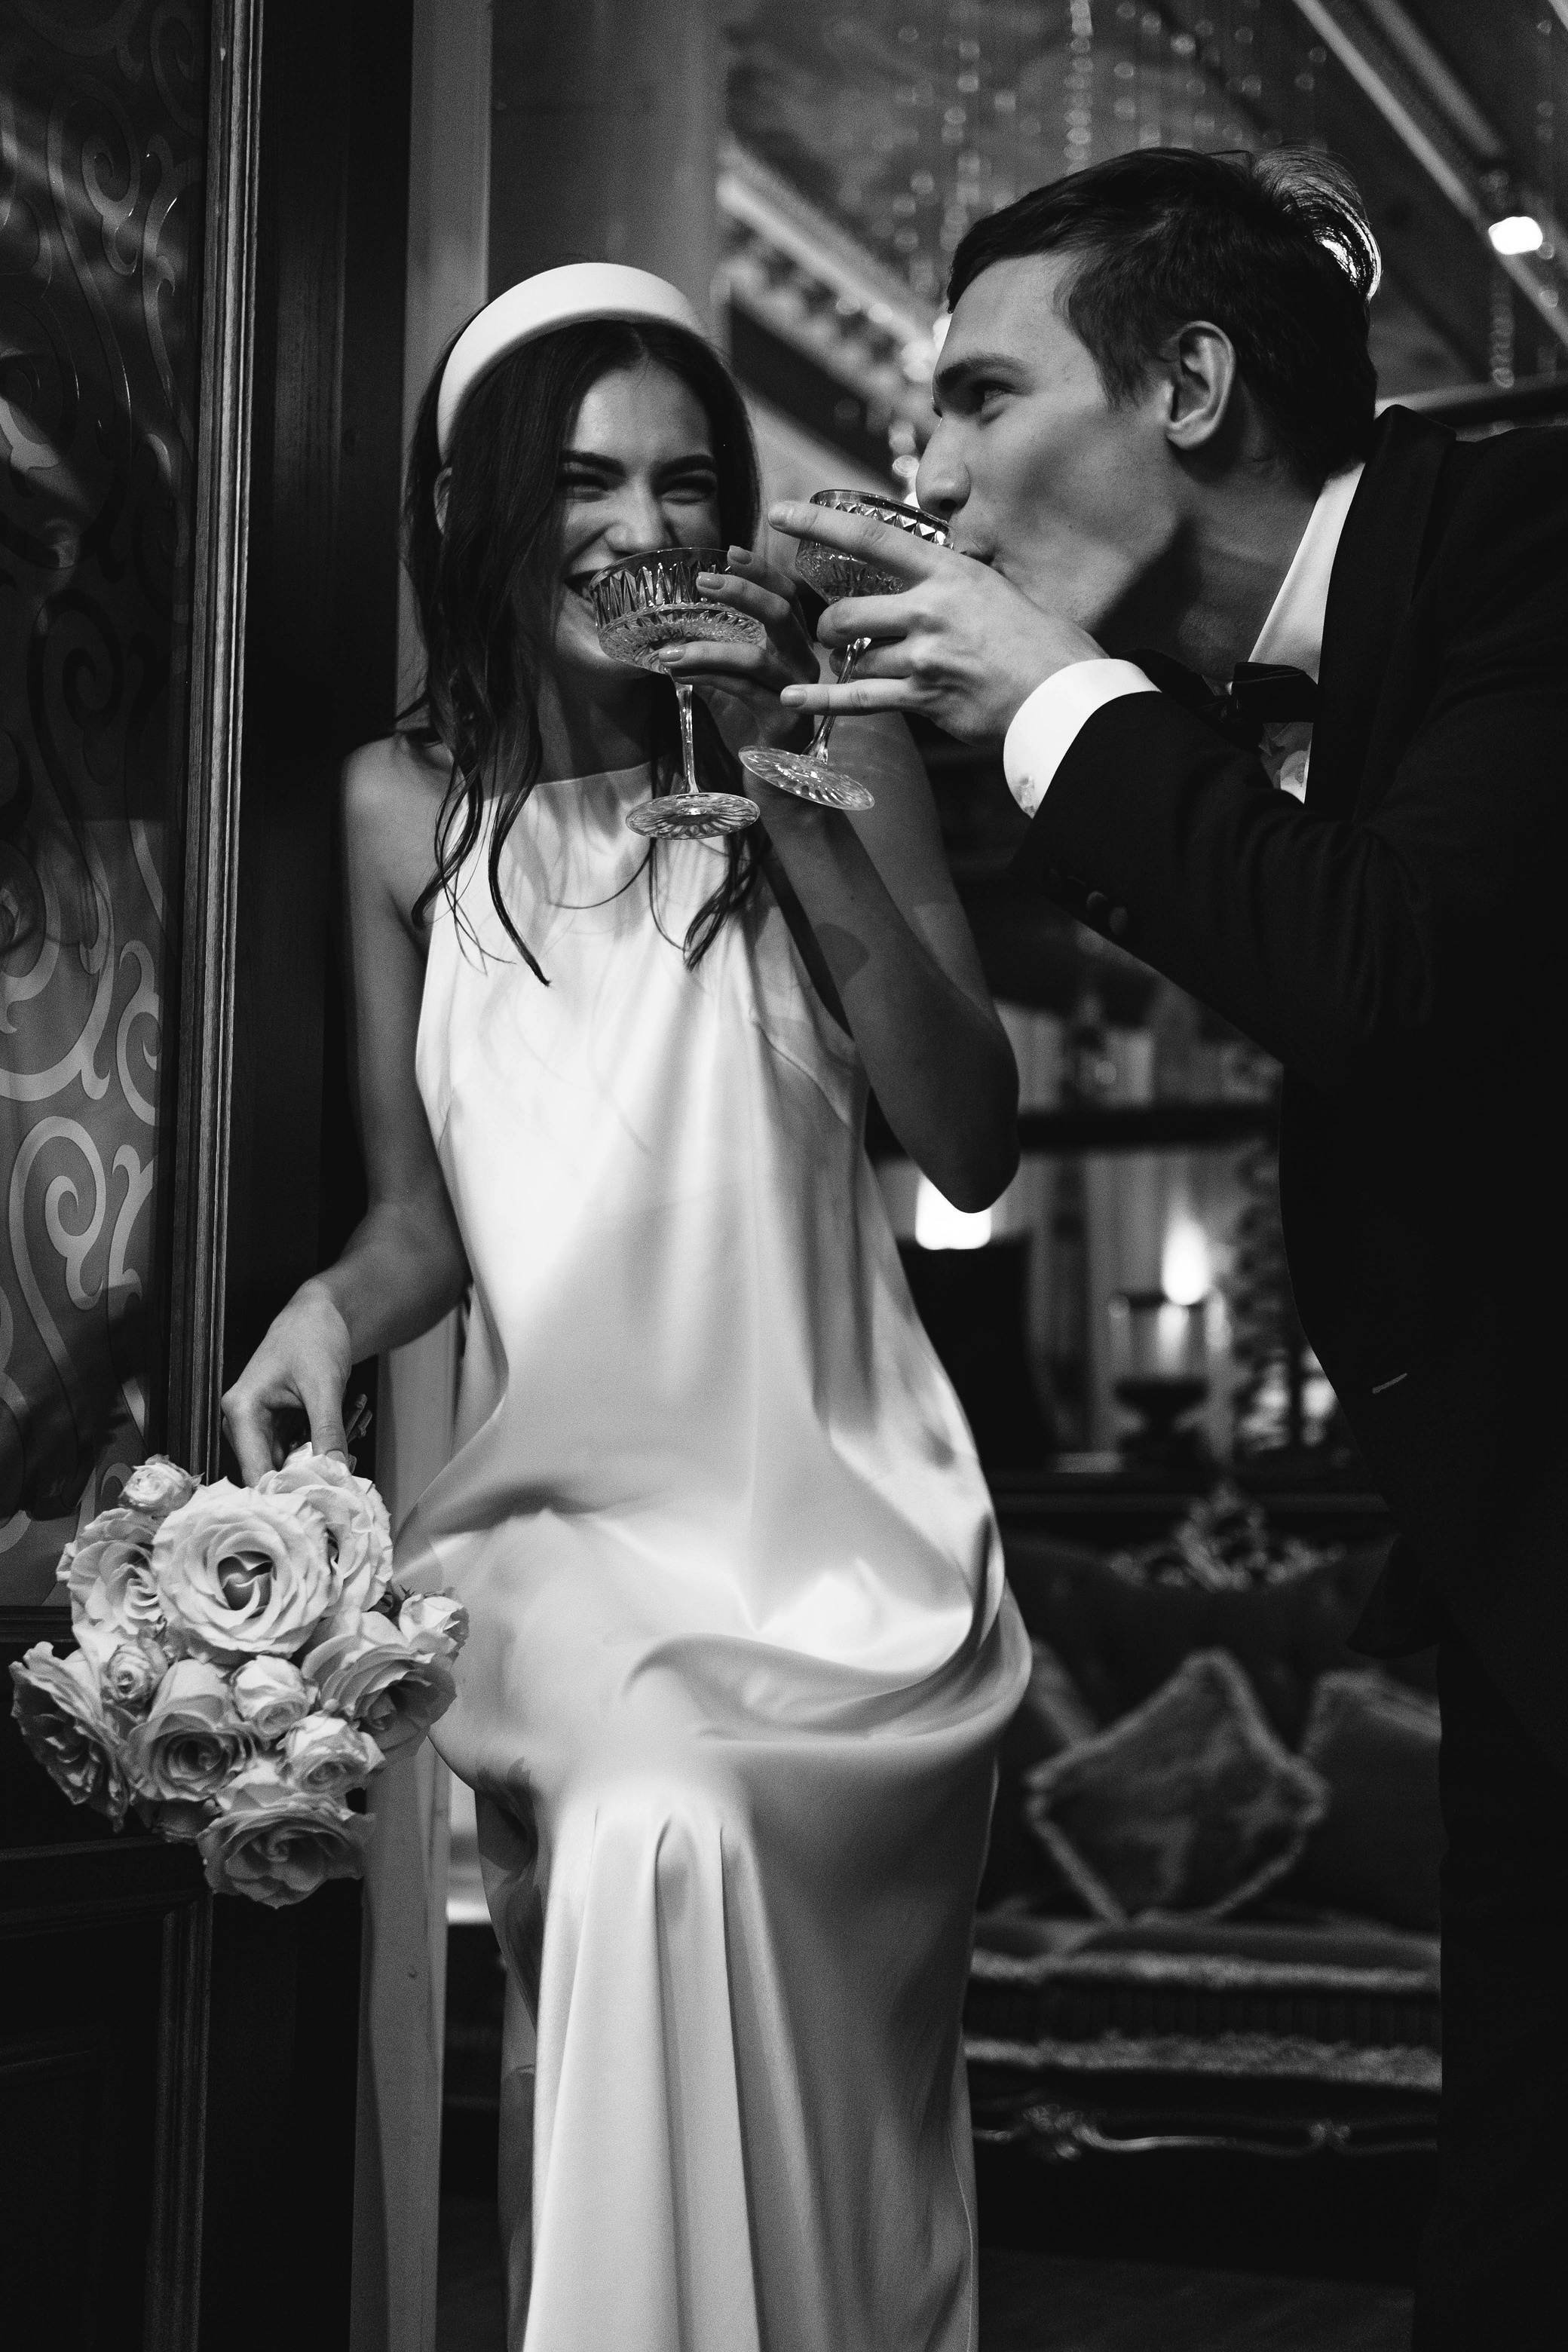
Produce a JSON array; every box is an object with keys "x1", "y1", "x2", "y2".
[
  {"x1": 589, "y1": 543, "x2": 825, "y2": 839},
  {"x1": 648, "y1": 544, "x2": 826, "y2": 746}
]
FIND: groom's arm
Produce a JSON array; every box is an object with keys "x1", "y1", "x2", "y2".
[{"x1": 1012, "y1": 469, "x2": 1568, "y2": 1101}]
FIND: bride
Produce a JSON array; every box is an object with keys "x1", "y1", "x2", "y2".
[{"x1": 222, "y1": 264, "x2": 1030, "y2": 2352}]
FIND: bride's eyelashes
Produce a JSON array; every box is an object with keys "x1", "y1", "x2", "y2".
[{"x1": 556, "y1": 455, "x2": 722, "y2": 515}]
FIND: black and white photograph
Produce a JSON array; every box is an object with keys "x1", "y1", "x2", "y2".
[{"x1": 2, "y1": 4, "x2": 1563, "y2": 2348}]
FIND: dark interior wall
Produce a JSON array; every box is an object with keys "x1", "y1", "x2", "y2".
[
  {"x1": 224, "y1": 0, "x2": 414, "y2": 1397},
  {"x1": 198, "y1": 8, "x2": 413, "y2": 2348}
]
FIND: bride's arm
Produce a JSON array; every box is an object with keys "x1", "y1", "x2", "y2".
[
  {"x1": 671, "y1": 555, "x2": 1018, "y2": 1211},
  {"x1": 222, "y1": 740, "x2": 470, "y2": 1481},
  {"x1": 749, "y1": 716, "x2": 1019, "y2": 1211}
]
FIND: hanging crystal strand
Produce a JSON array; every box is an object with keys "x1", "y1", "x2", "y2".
[
  {"x1": 1490, "y1": 261, "x2": 1517, "y2": 388},
  {"x1": 1291, "y1": 31, "x2": 1328, "y2": 155},
  {"x1": 1232, "y1": 0, "x2": 1262, "y2": 137},
  {"x1": 1064, "y1": 1, "x2": 1095, "y2": 175},
  {"x1": 1169, "y1": 15, "x2": 1198, "y2": 154},
  {"x1": 1138, "y1": 2, "x2": 1164, "y2": 151},
  {"x1": 1537, "y1": 9, "x2": 1558, "y2": 378}
]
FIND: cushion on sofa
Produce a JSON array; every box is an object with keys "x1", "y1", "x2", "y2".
[
  {"x1": 1010, "y1": 1638, "x2": 1101, "y2": 1762},
  {"x1": 1022, "y1": 1649, "x2": 1328, "y2": 1923},
  {"x1": 1003, "y1": 1534, "x2": 1407, "y2": 1748},
  {"x1": 978, "y1": 1640, "x2": 1100, "y2": 1913},
  {"x1": 1289, "y1": 1669, "x2": 1444, "y2": 1934}
]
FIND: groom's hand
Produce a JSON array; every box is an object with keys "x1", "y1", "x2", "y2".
[{"x1": 769, "y1": 498, "x2": 1104, "y2": 746}]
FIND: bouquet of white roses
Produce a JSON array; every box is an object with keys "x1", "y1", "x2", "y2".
[{"x1": 8, "y1": 1448, "x2": 467, "y2": 1908}]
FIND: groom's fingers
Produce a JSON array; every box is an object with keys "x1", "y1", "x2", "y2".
[
  {"x1": 781, "y1": 675, "x2": 923, "y2": 716},
  {"x1": 767, "y1": 499, "x2": 946, "y2": 581},
  {"x1": 814, "y1": 589, "x2": 922, "y2": 648}
]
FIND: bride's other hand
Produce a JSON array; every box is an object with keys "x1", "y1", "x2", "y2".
[
  {"x1": 652, "y1": 546, "x2": 822, "y2": 749},
  {"x1": 222, "y1": 1282, "x2": 354, "y2": 1483}
]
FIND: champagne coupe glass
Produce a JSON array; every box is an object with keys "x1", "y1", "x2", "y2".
[
  {"x1": 740, "y1": 489, "x2": 951, "y2": 813},
  {"x1": 590, "y1": 546, "x2": 764, "y2": 838}
]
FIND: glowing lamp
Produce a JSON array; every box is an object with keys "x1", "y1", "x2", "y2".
[
  {"x1": 1161, "y1": 1215, "x2": 1211, "y2": 1307},
  {"x1": 1488, "y1": 215, "x2": 1544, "y2": 256},
  {"x1": 1110, "y1": 1279, "x2": 1210, "y2": 1472},
  {"x1": 914, "y1": 1176, "x2": 993, "y2": 1251}
]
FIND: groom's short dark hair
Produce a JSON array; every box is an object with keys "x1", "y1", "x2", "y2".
[{"x1": 948, "y1": 148, "x2": 1379, "y2": 485}]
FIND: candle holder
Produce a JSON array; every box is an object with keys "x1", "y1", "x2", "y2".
[{"x1": 1109, "y1": 1288, "x2": 1210, "y2": 1474}]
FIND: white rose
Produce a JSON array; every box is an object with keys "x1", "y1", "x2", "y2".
[
  {"x1": 8, "y1": 1645, "x2": 130, "y2": 1824},
  {"x1": 124, "y1": 1658, "x2": 253, "y2": 1806},
  {"x1": 59, "y1": 1508, "x2": 167, "y2": 1650},
  {"x1": 305, "y1": 1615, "x2": 456, "y2": 1756},
  {"x1": 395, "y1": 1591, "x2": 469, "y2": 1661},
  {"x1": 152, "y1": 1481, "x2": 337, "y2": 1661},
  {"x1": 103, "y1": 1640, "x2": 172, "y2": 1713},
  {"x1": 282, "y1": 1713, "x2": 384, "y2": 1800},
  {"x1": 197, "y1": 1769, "x2": 375, "y2": 1907},
  {"x1": 120, "y1": 1457, "x2": 201, "y2": 1518},
  {"x1": 259, "y1": 1448, "x2": 394, "y2": 1616},
  {"x1": 136, "y1": 1793, "x2": 217, "y2": 1843},
  {"x1": 230, "y1": 1656, "x2": 314, "y2": 1740}
]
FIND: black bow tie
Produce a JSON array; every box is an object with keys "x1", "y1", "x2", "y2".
[{"x1": 1132, "y1": 650, "x2": 1318, "y2": 751}]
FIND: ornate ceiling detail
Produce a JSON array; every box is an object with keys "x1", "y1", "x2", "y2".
[{"x1": 721, "y1": 0, "x2": 1568, "y2": 439}]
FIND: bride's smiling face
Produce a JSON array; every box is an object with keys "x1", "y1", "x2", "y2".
[{"x1": 552, "y1": 360, "x2": 725, "y2": 683}]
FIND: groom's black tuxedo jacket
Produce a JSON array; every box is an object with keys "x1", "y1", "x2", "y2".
[{"x1": 1012, "y1": 406, "x2": 1568, "y2": 1774}]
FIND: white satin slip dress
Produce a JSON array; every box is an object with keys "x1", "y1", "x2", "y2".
[{"x1": 397, "y1": 763, "x2": 1030, "y2": 2352}]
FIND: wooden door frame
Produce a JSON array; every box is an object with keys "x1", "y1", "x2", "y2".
[
  {"x1": 133, "y1": 4, "x2": 268, "y2": 2341},
  {"x1": 167, "y1": 0, "x2": 265, "y2": 1486}
]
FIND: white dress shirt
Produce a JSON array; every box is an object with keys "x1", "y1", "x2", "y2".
[{"x1": 1001, "y1": 463, "x2": 1366, "y2": 816}]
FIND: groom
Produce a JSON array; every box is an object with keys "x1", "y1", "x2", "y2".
[{"x1": 773, "y1": 148, "x2": 1567, "y2": 2345}]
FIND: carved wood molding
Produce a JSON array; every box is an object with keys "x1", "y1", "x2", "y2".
[
  {"x1": 166, "y1": 0, "x2": 265, "y2": 1481},
  {"x1": 975, "y1": 2093, "x2": 1441, "y2": 2164}
]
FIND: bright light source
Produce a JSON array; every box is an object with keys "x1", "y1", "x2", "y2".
[
  {"x1": 915, "y1": 1175, "x2": 992, "y2": 1251},
  {"x1": 1161, "y1": 1216, "x2": 1211, "y2": 1306},
  {"x1": 1489, "y1": 214, "x2": 1544, "y2": 256}
]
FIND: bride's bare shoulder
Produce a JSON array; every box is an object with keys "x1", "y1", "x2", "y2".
[
  {"x1": 343, "y1": 730, "x2": 448, "y2": 827},
  {"x1": 341, "y1": 732, "x2": 449, "y2": 920}
]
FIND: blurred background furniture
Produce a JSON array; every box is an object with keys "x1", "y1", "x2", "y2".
[{"x1": 968, "y1": 1514, "x2": 1441, "y2": 2176}]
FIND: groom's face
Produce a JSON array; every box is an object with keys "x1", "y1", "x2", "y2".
[{"x1": 920, "y1": 252, "x2": 1181, "y2": 642}]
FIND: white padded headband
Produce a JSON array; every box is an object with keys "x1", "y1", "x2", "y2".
[{"x1": 436, "y1": 264, "x2": 706, "y2": 458}]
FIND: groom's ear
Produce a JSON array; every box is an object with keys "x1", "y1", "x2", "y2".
[{"x1": 1160, "y1": 321, "x2": 1239, "y2": 456}]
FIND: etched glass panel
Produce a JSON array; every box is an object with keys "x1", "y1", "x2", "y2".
[{"x1": 1, "y1": 0, "x2": 210, "y2": 1600}]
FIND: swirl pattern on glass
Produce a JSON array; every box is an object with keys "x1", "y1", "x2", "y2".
[{"x1": 0, "y1": 0, "x2": 208, "y2": 1596}]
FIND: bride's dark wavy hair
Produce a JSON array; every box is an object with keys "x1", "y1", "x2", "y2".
[{"x1": 404, "y1": 317, "x2": 766, "y2": 979}]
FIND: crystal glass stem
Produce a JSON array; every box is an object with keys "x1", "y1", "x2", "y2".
[
  {"x1": 674, "y1": 678, "x2": 701, "y2": 799},
  {"x1": 809, "y1": 638, "x2": 869, "y2": 764}
]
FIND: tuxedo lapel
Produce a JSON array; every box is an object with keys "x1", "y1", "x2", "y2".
[{"x1": 1307, "y1": 408, "x2": 1453, "y2": 819}]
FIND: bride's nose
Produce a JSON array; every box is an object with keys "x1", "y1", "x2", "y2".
[{"x1": 602, "y1": 480, "x2": 672, "y2": 559}]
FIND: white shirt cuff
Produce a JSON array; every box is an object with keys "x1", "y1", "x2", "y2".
[{"x1": 1002, "y1": 660, "x2": 1159, "y2": 817}]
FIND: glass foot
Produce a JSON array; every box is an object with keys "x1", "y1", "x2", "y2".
[
  {"x1": 740, "y1": 743, "x2": 874, "y2": 812},
  {"x1": 625, "y1": 791, "x2": 760, "y2": 839}
]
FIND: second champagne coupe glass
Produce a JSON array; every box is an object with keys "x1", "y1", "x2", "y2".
[
  {"x1": 590, "y1": 546, "x2": 764, "y2": 839},
  {"x1": 740, "y1": 489, "x2": 951, "y2": 813}
]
